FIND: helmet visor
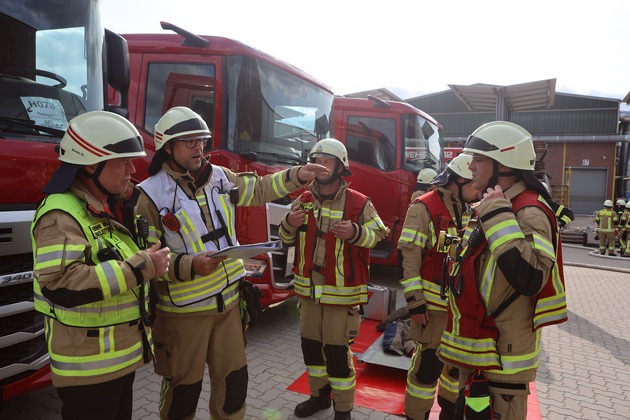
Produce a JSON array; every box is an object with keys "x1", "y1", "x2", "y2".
[
  {"x1": 165, "y1": 117, "x2": 210, "y2": 136},
  {"x1": 104, "y1": 135, "x2": 145, "y2": 154},
  {"x1": 464, "y1": 135, "x2": 500, "y2": 152}
]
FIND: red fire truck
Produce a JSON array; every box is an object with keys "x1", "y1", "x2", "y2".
[
  {"x1": 114, "y1": 23, "x2": 335, "y2": 307},
  {"x1": 0, "y1": 0, "x2": 129, "y2": 403},
  {"x1": 332, "y1": 96, "x2": 444, "y2": 268}
]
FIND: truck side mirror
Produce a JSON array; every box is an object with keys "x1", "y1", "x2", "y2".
[{"x1": 105, "y1": 29, "x2": 129, "y2": 117}]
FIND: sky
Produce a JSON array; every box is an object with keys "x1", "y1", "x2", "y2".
[{"x1": 101, "y1": 0, "x2": 630, "y2": 110}]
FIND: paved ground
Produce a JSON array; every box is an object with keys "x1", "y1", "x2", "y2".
[{"x1": 2, "y1": 220, "x2": 629, "y2": 419}]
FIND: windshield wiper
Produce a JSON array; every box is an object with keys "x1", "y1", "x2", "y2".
[{"x1": 0, "y1": 116, "x2": 65, "y2": 137}]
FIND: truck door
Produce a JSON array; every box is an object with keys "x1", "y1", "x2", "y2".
[
  {"x1": 338, "y1": 111, "x2": 402, "y2": 261},
  {"x1": 163, "y1": 72, "x2": 216, "y2": 147},
  {"x1": 126, "y1": 54, "x2": 218, "y2": 179}
]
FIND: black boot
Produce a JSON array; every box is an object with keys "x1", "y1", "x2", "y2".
[
  {"x1": 334, "y1": 410, "x2": 352, "y2": 420},
  {"x1": 294, "y1": 384, "x2": 332, "y2": 418}
]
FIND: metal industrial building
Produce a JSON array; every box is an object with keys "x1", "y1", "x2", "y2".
[{"x1": 348, "y1": 79, "x2": 630, "y2": 215}]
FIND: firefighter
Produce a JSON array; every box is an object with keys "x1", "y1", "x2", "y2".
[
  {"x1": 595, "y1": 200, "x2": 618, "y2": 255},
  {"x1": 614, "y1": 198, "x2": 626, "y2": 220},
  {"x1": 619, "y1": 201, "x2": 630, "y2": 257},
  {"x1": 32, "y1": 111, "x2": 171, "y2": 420},
  {"x1": 135, "y1": 106, "x2": 327, "y2": 420},
  {"x1": 410, "y1": 167, "x2": 438, "y2": 202},
  {"x1": 398, "y1": 153, "x2": 480, "y2": 420},
  {"x1": 278, "y1": 138, "x2": 390, "y2": 420},
  {"x1": 437, "y1": 121, "x2": 568, "y2": 420}
]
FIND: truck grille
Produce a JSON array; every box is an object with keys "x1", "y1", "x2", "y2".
[
  {"x1": 0, "y1": 282, "x2": 34, "y2": 306},
  {"x1": 0, "y1": 336, "x2": 48, "y2": 382},
  {"x1": 0, "y1": 251, "x2": 48, "y2": 384},
  {"x1": 0, "y1": 311, "x2": 44, "y2": 337},
  {"x1": 0, "y1": 253, "x2": 32, "y2": 277}
]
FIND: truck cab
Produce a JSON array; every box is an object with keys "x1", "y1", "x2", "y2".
[
  {"x1": 333, "y1": 96, "x2": 444, "y2": 268},
  {"x1": 0, "y1": 0, "x2": 128, "y2": 402}
]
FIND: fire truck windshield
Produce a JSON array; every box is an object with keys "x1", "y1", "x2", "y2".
[
  {"x1": 225, "y1": 56, "x2": 333, "y2": 165},
  {"x1": 403, "y1": 114, "x2": 443, "y2": 173},
  {"x1": 0, "y1": 0, "x2": 104, "y2": 133}
]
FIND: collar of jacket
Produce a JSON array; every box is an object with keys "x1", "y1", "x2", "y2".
[
  {"x1": 161, "y1": 159, "x2": 212, "y2": 190},
  {"x1": 69, "y1": 179, "x2": 116, "y2": 218},
  {"x1": 308, "y1": 178, "x2": 349, "y2": 202},
  {"x1": 502, "y1": 180, "x2": 527, "y2": 201}
]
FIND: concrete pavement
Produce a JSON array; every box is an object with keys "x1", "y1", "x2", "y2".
[{"x1": 1, "y1": 246, "x2": 629, "y2": 419}]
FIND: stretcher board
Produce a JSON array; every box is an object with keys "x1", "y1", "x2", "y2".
[{"x1": 356, "y1": 332, "x2": 412, "y2": 371}]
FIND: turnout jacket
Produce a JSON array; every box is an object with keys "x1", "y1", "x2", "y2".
[
  {"x1": 398, "y1": 187, "x2": 469, "y2": 314},
  {"x1": 438, "y1": 181, "x2": 562, "y2": 384},
  {"x1": 32, "y1": 181, "x2": 156, "y2": 387},
  {"x1": 595, "y1": 208, "x2": 618, "y2": 232},
  {"x1": 278, "y1": 179, "x2": 390, "y2": 305},
  {"x1": 136, "y1": 160, "x2": 307, "y2": 315}
]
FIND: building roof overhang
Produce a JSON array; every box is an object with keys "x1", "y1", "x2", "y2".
[{"x1": 448, "y1": 79, "x2": 556, "y2": 112}]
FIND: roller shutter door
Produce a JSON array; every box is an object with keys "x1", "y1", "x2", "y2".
[{"x1": 568, "y1": 168, "x2": 607, "y2": 215}]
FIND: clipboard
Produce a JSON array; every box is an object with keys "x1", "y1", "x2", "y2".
[{"x1": 209, "y1": 240, "x2": 283, "y2": 259}]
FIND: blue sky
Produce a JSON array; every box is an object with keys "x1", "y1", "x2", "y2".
[{"x1": 101, "y1": 0, "x2": 630, "y2": 110}]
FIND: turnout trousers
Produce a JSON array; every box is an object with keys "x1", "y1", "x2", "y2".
[
  {"x1": 153, "y1": 305, "x2": 248, "y2": 420},
  {"x1": 457, "y1": 368, "x2": 530, "y2": 420},
  {"x1": 599, "y1": 230, "x2": 616, "y2": 255},
  {"x1": 298, "y1": 297, "x2": 361, "y2": 413},
  {"x1": 56, "y1": 371, "x2": 135, "y2": 420},
  {"x1": 406, "y1": 311, "x2": 458, "y2": 420}
]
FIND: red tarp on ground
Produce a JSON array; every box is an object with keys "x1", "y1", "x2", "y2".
[{"x1": 287, "y1": 319, "x2": 541, "y2": 419}]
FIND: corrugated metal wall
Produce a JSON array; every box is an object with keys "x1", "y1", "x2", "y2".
[{"x1": 407, "y1": 91, "x2": 619, "y2": 137}]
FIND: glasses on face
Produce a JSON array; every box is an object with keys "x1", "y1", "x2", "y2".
[{"x1": 176, "y1": 136, "x2": 209, "y2": 149}]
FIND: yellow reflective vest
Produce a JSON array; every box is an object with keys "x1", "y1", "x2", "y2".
[{"x1": 32, "y1": 190, "x2": 149, "y2": 386}]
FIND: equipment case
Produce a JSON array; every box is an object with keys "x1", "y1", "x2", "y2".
[{"x1": 362, "y1": 284, "x2": 397, "y2": 321}]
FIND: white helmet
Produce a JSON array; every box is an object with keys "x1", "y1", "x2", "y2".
[
  {"x1": 154, "y1": 106, "x2": 211, "y2": 151},
  {"x1": 417, "y1": 168, "x2": 438, "y2": 184},
  {"x1": 616, "y1": 199, "x2": 626, "y2": 206},
  {"x1": 446, "y1": 154, "x2": 473, "y2": 179},
  {"x1": 59, "y1": 111, "x2": 145, "y2": 165},
  {"x1": 432, "y1": 154, "x2": 473, "y2": 187},
  {"x1": 626, "y1": 201, "x2": 630, "y2": 209},
  {"x1": 43, "y1": 111, "x2": 146, "y2": 194},
  {"x1": 463, "y1": 121, "x2": 536, "y2": 170},
  {"x1": 604, "y1": 200, "x2": 613, "y2": 208},
  {"x1": 309, "y1": 138, "x2": 351, "y2": 176}
]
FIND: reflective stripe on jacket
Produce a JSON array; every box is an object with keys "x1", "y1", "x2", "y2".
[
  {"x1": 292, "y1": 190, "x2": 370, "y2": 305},
  {"x1": 32, "y1": 192, "x2": 145, "y2": 327},
  {"x1": 138, "y1": 166, "x2": 244, "y2": 312},
  {"x1": 32, "y1": 190, "x2": 148, "y2": 383},
  {"x1": 595, "y1": 209, "x2": 618, "y2": 232},
  {"x1": 400, "y1": 190, "x2": 462, "y2": 311},
  {"x1": 440, "y1": 188, "x2": 567, "y2": 374}
]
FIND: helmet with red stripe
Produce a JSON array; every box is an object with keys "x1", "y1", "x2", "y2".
[
  {"x1": 154, "y1": 106, "x2": 211, "y2": 151},
  {"x1": 59, "y1": 111, "x2": 146, "y2": 165},
  {"x1": 42, "y1": 111, "x2": 145, "y2": 194}
]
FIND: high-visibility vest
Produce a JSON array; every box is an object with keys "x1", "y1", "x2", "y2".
[
  {"x1": 32, "y1": 192, "x2": 146, "y2": 327},
  {"x1": 595, "y1": 209, "x2": 617, "y2": 232},
  {"x1": 292, "y1": 189, "x2": 370, "y2": 305},
  {"x1": 440, "y1": 189, "x2": 567, "y2": 372},
  {"x1": 32, "y1": 192, "x2": 148, "y2": 380},
  {"x1": 138, "y1": 166, "x2": 244, "y2": 312},
  {"x1": 406, "y1": 190, "x2": 462, "y2": 311}
]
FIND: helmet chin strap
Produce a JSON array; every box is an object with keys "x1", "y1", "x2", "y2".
[
  {"x1": 453, "y1": 178, "x2": 471, "y2": 204},
  {"x1": 168, "y1": 142, "x2": 190, "y2": 173},
  {"x1": 483, "y1": 160, "x2": 518, "y2": 192},
  {"x1": 317, "y1": 161, "x2": 344, "y2": 185},
  {"x1": 85, "y1": 162, "x2": 117, "y2": 197}
]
